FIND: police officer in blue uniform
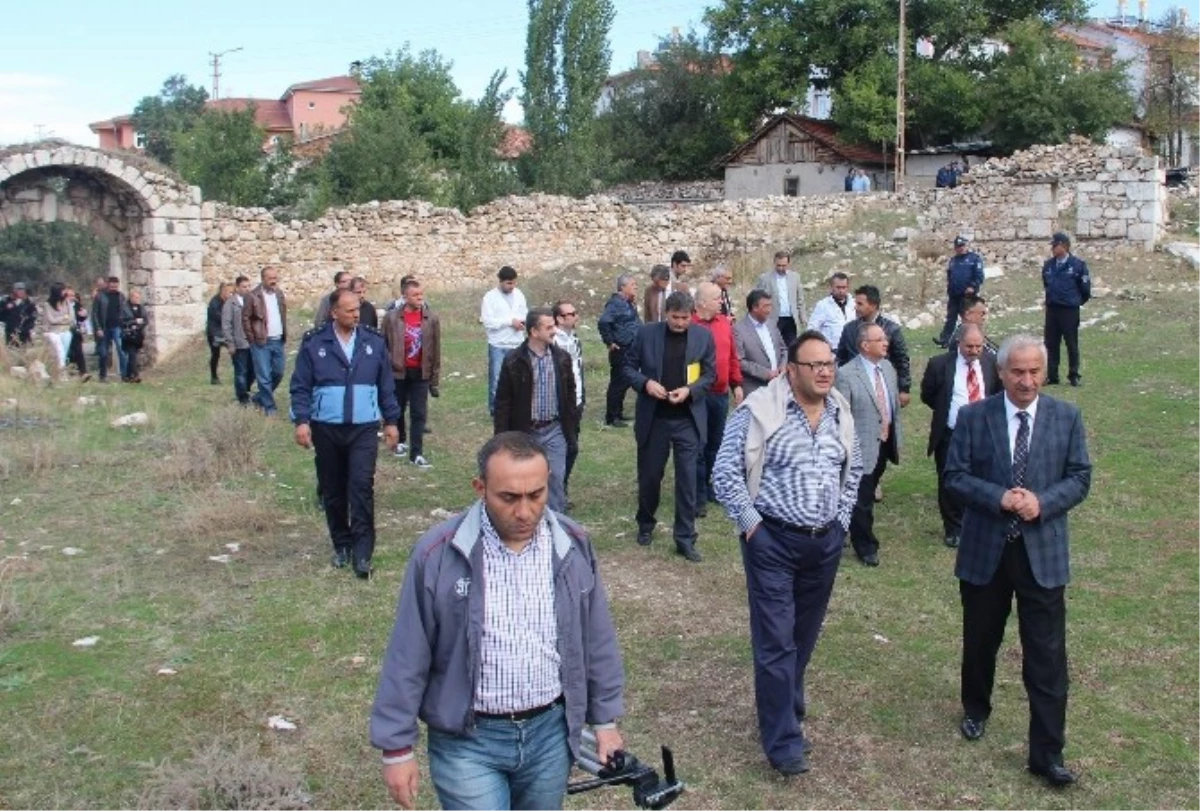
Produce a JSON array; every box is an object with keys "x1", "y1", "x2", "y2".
[
  {"x1": 1041, "y1": 232, "x2": 1091, "y2": 386},
  {"x1": 290, "y1": 288, "x2": 401, "y2": 579},
  {"x1": 934, "y1": 235, "x2": 985, "y2": 347}
]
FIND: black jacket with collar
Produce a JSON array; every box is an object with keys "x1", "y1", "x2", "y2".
[{"x1": 493, "y1": 340, "x2": 579, "y2": 449}]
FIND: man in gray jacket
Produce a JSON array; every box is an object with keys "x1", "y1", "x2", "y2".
[
  {"x1": 371, "y1": 432, "x2": 625, "y2": 810},
  {"x1": 221, "y1": 275, "x2": 253, "y2": 405}
]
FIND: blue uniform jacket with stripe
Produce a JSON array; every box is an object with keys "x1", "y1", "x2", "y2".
[{"x1": 289, "y1": 323, "x2": 401, "y2": 426}]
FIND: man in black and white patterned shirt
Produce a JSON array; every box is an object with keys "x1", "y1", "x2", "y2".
[
  {"x1": 712, "y1": 330, "x2": 862, "y2": 777},
  {"x1": 372, "y1": 433, "x2": 624, "y2": 811},
  {"x1": 553, "y1": 300, "x2": 585, "y2": 508}
]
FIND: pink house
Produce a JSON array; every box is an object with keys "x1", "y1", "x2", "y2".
[{"x1": 89, "y1": 74, "x2": 361, "y2": 154}]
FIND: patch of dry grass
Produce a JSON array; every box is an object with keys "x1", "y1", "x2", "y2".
[{"x1": 137, "y1": 739, "x2": 310, "y2": 810}]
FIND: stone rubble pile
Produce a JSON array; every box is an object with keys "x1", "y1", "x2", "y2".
[{"x1": 600, "y1": 180, "x2": 725, "y2": 203}]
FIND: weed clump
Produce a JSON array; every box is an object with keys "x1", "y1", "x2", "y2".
[{"x1": 138, "y1": 740, "x2": 310, "y2": 810}]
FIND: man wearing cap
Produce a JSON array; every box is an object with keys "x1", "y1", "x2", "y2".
[
  {"x1": 2, "y1": 282, "x2": 38, "y2": 347},
  {"x1": 935, "y1": 237, "x2": 984, "y2": 348},
  {"x1": 1041, "y1": 233, "x2": 1091, "y2": 387}
]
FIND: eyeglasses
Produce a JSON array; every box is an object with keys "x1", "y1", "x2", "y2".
[{"x1": 790, "y1": 361, "x2": 836, "y2": 372}]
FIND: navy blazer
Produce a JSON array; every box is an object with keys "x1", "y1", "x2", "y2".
[
  {"x1": 945, "y1": 394, "x2": 1091, "y2": 589},
  {"x1": 622, "y1": 322, "x2": 716, "y2": 448}
]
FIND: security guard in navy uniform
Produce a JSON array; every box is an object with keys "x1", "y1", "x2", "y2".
[
  {"x1": 1041, "y1": 231, "x2": 1092, "y2": 387},
  {"x1": 934, "y1": 235, "x2": 985, "y2": 347},
  {"x1": 289, "y1": 288, "x2": 401, "y2": 579}
]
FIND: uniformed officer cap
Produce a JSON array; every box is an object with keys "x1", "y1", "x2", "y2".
[
  {"x1": 953, "y1": 236, "x2": 969, "y2": 247},
  {"x1": 1050, "y1": 232, "x2": 1071, "y2": 247}
]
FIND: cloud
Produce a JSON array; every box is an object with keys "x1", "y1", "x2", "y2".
[{"x1": 0, "y1": 73, "x2": 103, "y2": 147}]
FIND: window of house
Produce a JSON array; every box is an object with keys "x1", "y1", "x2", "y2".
[
  {"x1": 134, "y1": 131, "x2": 147, "y2": 149},
  {"x1": 783, "y1": 177, "x2": 799, "y2": 196}
]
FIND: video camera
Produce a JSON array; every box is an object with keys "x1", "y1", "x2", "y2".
[{"x1": 568, "y1": 728, "x2": 685, "y2": 809}]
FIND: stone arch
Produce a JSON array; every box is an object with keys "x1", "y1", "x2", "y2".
[{"x1": 0, "y1": 141, "x2": 206, "y2": 360}]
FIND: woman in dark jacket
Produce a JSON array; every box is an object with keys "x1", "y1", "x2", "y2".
[
  {"x1": 122, "y1": 289, "x2": 148, "y2": 383},
  {"x1": 206, "y1": 283, "x2": 232, "y2": 384}
]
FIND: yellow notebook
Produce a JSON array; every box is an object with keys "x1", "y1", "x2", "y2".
[{"x1": 686, "y1": 362, "x2": 701, "y2": 385}]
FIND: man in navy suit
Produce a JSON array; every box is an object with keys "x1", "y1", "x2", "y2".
[
  {"x1": 623, "y1": 291, "x2": 716, "y2": 562},
  {"x1": 920, "y1": 324, "x2": 1001, "y2": 548},
  {"x1": 945, "y1": 333, "x2": 1091, "y2": 787}
]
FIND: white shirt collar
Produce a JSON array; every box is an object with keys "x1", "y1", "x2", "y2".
[{"x1": 1004, "y1": 393, "x2": 1039, "y2": 424}]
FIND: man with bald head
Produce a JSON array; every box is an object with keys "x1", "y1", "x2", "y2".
[
  {"x1": 691, "y1": 281, "x2": 743, "y2": 513},
  {"x1": 920, "y1": 323, "x2": 1001, "y2": 548}
]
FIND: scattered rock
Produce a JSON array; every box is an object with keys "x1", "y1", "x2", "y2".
[
  {"x1": 430, "y1": 508, "x2": 455, "y2": 520},
  {"x1": 10, "y1": 366, "x2": 28, "y2": 379},
  {"x1": 157, "y1": 667, "x2": 178, "y2": 676},
  {"x1": 1165, "y1": 242, "x2": 1200, "y2": 269},
  {"x1": 111, "y1": 412, "x2": 150, "y2": 428},
  {"x1": 72, "y1": 636, "x2": 100, "y2": 647},
  {"x1": 61, "y1": 547, "x2": 83, "y2": 556},
  {"x1": 208, "y1": 554, "x2": 232, "y2": 564},
  {"x1": 76, "y1": 396, "x2": 100, "y2": 406},
  {"x1": 267, "y1": 715, "x2": 297, "y2": 731}
]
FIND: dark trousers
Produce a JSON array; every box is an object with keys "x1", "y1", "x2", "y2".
[
  {"x1": 394, "y1": 369, "x2": 430, "y2": 459},
  {"x1": 97, "y1": 326, "x2": 127, "y2": 381},
  {"x1": 1044, "y1": 305, "x2": 1081, "y2": 383},
  {"x1": 960, "y1": 536, "x2": 1068, "y2": 769},
  {"x1": 848, "y1": 444, "x2": 889, "y2": 558},
  {"x1": 208, "y1": 340, "x2": 222, "y2": 380},
  {"x1": 124, "y1": 342, "x2": 142, "y2": 379},
  {"x1": 742, "y1": 517, "x2": 844, "y2": 765},
  {"x1": 636, "y1": 416, "x2": 700, "y2": 546},
  {"x1": 232, "y1": 348, "x2": 253, "y2": 404},
  {"x1": 311, "y1": 422, "x2": 380, "y2": 564},
  {"x1": 939, "y1": 294, "x2": 965, "y2": 342},
  {"x1": 934, "y1": 431, "x2": 962, "y2": 537},
  {"x1": 696, "y1": 391, "x2": 729, "y2": 503},
  {"x1": 605, "y1": 347, "x2": 630, "y2": 423},
  {"x1": 776, "y1": 316, "x2": 798, "y2": 348},
  {"x1": 564, "y1": 405, "x2": 583, "y2": 496},
  {"x1": 67, "y1": 332, "x2": 87, "y2": 376}
]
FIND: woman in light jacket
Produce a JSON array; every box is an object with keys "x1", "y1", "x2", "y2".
[{"x1": 41, "y1": 282, "x2": 75, "y2": 374}]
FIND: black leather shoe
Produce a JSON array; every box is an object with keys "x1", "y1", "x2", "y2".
[
  {"x1": 697, "y1": 504, "x2": 708, "y2": 518},
  {"x1": 606, "y1": 419, "x2": 630, "y2": 428},
  {"x1": 1046, "y1": 378, "x2": 1060, "y2": 385},
  {"x1": 331, "y1": 548, "x2": 351, "y2": 569},
  {"x1": 960, "y1": 716, "x2": 986, "y2": 740},
  {"x1": 860, "y1": 552, "x2": 880, "y2": 567},
  {"x1": 932, "y1": 336, "x2": 947, "y2": 347},
  {"x1": 1069, "y1": 378, "x2": 1082, "y2": 387},
  {"x1": 772, "y1": 751, "x2": 810, "y2": 776},
  {"x1": 944, "y1": 534, "x2": 960, "y2": 548},
  {"x1": 353, "y1": 559, "x2": 373, "y2": 580},
  {"x1": 1029, "y1": 762, "x2": 1077, "y2": 787},
  {"x1": 676, "y1": 544, "x2": 703, "y2": 563},
  {"x1": 636, "y1": 530, "x2": 653, "y2": 546}
]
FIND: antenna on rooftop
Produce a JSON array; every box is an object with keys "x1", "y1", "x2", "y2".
[{"x1": 209, "y1": 47, "x2": 244, "y2": 99}]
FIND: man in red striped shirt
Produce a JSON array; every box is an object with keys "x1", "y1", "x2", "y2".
[{"x1": 692, "y1": 281, "x2": 744, "y2": 515}]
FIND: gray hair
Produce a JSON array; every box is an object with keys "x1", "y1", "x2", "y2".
[
  {"x1": 664, "y1": 290, "x2": 694, "y2": 314},
  {"x1": 709, "y1": 265, "x2": 731, "y2": 281},
  {"x1": 958, "y1": 322, "x2": 985, "y2": 343},
  {"x1": 616, "y1": 273, "x2": 635, "y2": 292},
  {"x1": 649, "y1": 264, "x2": 670, "y2": 282},
  {"x1": 997, "y1": 333, "x2": 1047, "y2": 370}
]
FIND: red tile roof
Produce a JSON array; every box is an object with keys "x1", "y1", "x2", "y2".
[
  {"x1": 498, "y1": 125, "x2": 532, "y2": 160},
  {"x1": 283, "y1": 75, "x2": 361, "y2": 96},
  {"x1": 720, "y1": 113, "x2": 890, "y2": 167},
  {"x1": 206, "y1": 98, "x2": 293, "y2": 131}
]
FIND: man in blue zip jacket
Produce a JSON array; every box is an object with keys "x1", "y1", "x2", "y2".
[
  {"x1": 935, "y1": 236, "x2": 985, "y2": 347},
  {"x1": 289, "y1": 289, "x2": 400, "y2": 579},
  {"x1": 1041, "y1": 232, "x2": 1091, "y2": 387}
]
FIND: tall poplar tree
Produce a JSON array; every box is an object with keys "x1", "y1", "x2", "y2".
[{"x1": 520, "y1": 0, "x2": 615, "y2": 194}]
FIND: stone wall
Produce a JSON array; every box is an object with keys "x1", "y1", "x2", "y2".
[
  {"x1": 201, "y1": 192, "x2": 887, "y2": 304},
  {"x1": 601, "y1": 180, "x2": 724, "y2": 204},
  {"x1": 903, "y1": 137, "x2": 1168, "y2": 265}
]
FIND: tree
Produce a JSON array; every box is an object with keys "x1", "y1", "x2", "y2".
[
  {"x1": 520, "y1": 0, "x2": 615, "y2": 194},
  {"x1": 173, "y1": 106, "x2": 292, "y2": 207},
  {"x1": 130, "y1": 75, "x2": 209, "y2": 167},
  {"x1": 449, "y1": 71, "x2": 524, "y2": 212},
  {"x1": 1141, "y1": 11, "x2": 1199, "y2": 167},
  {"x1": 596, "y1": 35, "x2": 739, "y2": 181},
  {"x1": 981, "y1": 20, "x2": 1133, "y2": 152},
  {"x1": 705, "y1": 0, "x2": 1087, "y2": 135},
  {"x1": 0, "y1": 221, "x2": 110, "y2": 294}
]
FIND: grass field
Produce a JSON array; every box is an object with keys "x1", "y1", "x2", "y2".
[{"x1": 0, "y1": 223, "x2": 1197, "y2": 809}]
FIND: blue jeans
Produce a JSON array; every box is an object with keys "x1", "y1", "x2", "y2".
[
  {"x1": 427, "y1": 702, "x2": 571, "y2": 810},
  {"x1": 250, "y1": 339, "x2": 285, "y2": 415},
  {"x1": 97, "y1": 326, "x2": 127, "y2": 381},
  {"x1": 232, "y1": 348, "x2": 253, "y2": 405},
  {"x1": 487, "y1": 344, "x2": 513, "y2": 416},
  {"x1": 697, "y1": 391, "x2": 730, "y2": 503}
]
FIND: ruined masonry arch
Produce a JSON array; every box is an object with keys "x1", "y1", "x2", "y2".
[{"x1": 0, "y1": 142, "x2": 206, "y2": 360}]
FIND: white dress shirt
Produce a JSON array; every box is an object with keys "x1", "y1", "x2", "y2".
[
  {"x1": 773, "y1": 274, "x2": 792, "y2": 317},
  {"x1": 480, "y1": 287, "x2": 528, "y2": 349},
  {"x1": 809, "y1": 294, "x2": 852, "y2": 347},
  {"x1": 752, "y1": 318, "x2": 778, "y2": 370},
  {"x1": 263, "y1": 289, "x2": 283, "y2": 338},
  {"x1": 1003, "y1": 395, "x2": 1040, "y2": 461},
  {"x1": 948, "y1": 354, "x2": 983, "y2": 429}
]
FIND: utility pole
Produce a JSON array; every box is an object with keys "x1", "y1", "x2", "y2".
[
  {"x1": 894, "y1": 0, "x2": 907, "y2": 193},
  {"x1": 209, "y1": 46, "x2": 243, "y2": 99}
]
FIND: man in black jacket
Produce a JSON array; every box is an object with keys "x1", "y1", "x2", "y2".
[
  {"x1": 836, "y1": 285, "x2": 912, "y2": 407},
  {"x1": 597, "y1": 273, "x2": 641, "y2": 427},
  {"x1": 93, "y1": 277, "x2": 128, "y2": 383},
  {"x1": 494, "y1": 308, "x2": 578, "y2": 514},
  {"x1": 2, "y1": 282, "x2": 37, "y2": 347}
]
